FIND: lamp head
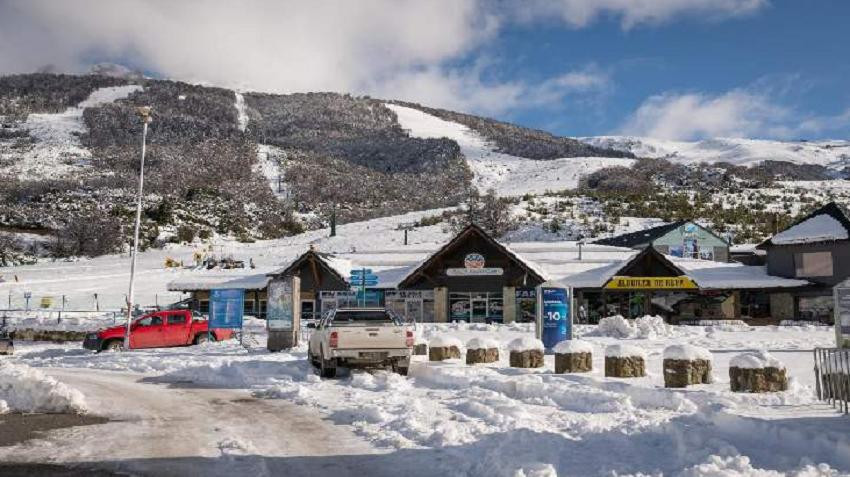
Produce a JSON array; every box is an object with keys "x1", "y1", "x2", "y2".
[{"x1": 136, "y1": 106, "x2": 153, "y2": 124}]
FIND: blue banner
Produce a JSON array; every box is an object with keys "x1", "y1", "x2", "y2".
[
  {"x1": 541, "y1": 287, "x2": 569, "y2": 350},
  {"x1": 209, "y1": 288, "x2": 244, "y2": 329}
]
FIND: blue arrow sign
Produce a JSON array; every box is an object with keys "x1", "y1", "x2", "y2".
[
  {"x1": 353, "y1": 280, "x2": 379, "y2": 286},
  {"x1": 350, "y1": 268, "x2": 374, "y2": 275},
  {"x1": 349, "y1": 274, "x2": 379, "y2": 281}
]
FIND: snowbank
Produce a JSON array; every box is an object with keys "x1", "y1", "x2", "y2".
[
  {"x1": 552, "y1": 339, "x2": 593, "y2": 354},
  {"x1": 429, "y1": 335, "x2": 463, "y2": 349},
  {"x1": 507, "y1": 337, "x2": 544, "y2": 352},
  {"x1": 0, "y1": 362, "x2": 87, "y2": 414},
  {"x1": 663, "y1": 344, "x2": 712, "y2": 361},
  {"x1": 730, "y1": 351, "x2": 784, "y2": 369},
  {"x1": 605, "y1": 344, "x2": 646, "y2": 358},
  {"x1": 594, "y1": 315, "x2": 672, "y2": 339},
  {"x1": 466, "y1": 337, "x2": 500, "y2": 350}
]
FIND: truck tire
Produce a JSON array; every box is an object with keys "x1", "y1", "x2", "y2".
[
  {"x1": 392, "y1": 362, "x2": 409, "y2": 376},
  {"x1": 102, "y1": 340, "x2": 123, "y2": 352},
  {"x1": 320, "y1": 354, "x2": 337, "y2": 379},
  {"x1": 194, "y1": 333, "x2": 214, "y2": 345}
]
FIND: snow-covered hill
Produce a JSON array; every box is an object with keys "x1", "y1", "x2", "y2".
[
  {"x1": 581, "y1": 135, "x2": 850, "y2": 169},
  {"x1": 387, "y1": 104, "x2": 635, "y2": 197}
]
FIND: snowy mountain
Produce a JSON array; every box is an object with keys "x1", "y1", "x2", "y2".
[{"x1": 581, "y1": 135, "x2": 850, "y2": 170}]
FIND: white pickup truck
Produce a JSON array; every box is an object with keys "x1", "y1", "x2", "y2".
[{"x1": 308, "y1": 307, "x2": 413, "y2": 378}]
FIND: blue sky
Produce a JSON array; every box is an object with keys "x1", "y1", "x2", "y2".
[{"x1": 1, "y1": 0, "x2": 848, "y2": 141}]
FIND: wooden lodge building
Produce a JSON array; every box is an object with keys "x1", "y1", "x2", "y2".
[{"x1": 169, "y1": 204, "x2": 850, "y2": 325}]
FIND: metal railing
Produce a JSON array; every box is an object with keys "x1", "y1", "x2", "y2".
[{"x1": 814, "y1": 347, "x2": 850, "y2": 414}]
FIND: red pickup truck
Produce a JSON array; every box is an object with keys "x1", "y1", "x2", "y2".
[{"x1": 83, "y1": 310, "x2": 234, "y2": 352}]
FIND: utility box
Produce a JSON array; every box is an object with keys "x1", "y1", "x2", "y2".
[
  {"x1": 267, "y1": 276, "x2": 301, "y2": 351},
  {"x1": 834, "y1": 279, "x2": 850, "y2": 349}
]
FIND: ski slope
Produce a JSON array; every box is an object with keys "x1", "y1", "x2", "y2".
[
  {"x1": 582, "y1": 135, "x2": 850, "y2": 169},
  {"x1": 386, "y1": 104, "x2": 635, "y2": 197}
]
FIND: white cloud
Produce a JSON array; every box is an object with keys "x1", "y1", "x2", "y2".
[
  {"x1": 620, "y1": 89, "x2": 850, "y2": 140},
  {"x1": 510, "y1": 0, "x2": 767, "y2": 29}
]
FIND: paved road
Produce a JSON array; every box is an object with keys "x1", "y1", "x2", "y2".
[{"x1": 0, "y1": 368, "x2": 423, "y2": 477}]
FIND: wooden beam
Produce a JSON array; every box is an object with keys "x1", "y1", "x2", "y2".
[{"x1": 308, "y1": 255, "x2": 321, "y2": 288}]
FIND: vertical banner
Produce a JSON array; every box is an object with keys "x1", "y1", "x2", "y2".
[
  {"x1": 834, "y1": 283, "x2": 850, "y2": 348},
  {"x1": 209, "y1": 289, "x2": 244, "y2": 329},
  {"x1": 537, "y1": 285, "x2": 570, "y2": 350},
  {"x1": 267, "y1": 278, "x2": 294, "y2": 330}
]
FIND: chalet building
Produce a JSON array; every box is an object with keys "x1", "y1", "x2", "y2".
[
  {"x1": 756, "y1": 202, "x2": 850, "y2": 322},
  {"x1": 595, "y1": 221, "x2": 730, "y2": 263}
]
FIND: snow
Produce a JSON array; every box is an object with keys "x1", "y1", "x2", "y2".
[
  {"x1": 429, "y1": 335, "x2": 463, "y2": 349},
  {"x1": 582, "y1": 135, "x2": 850, "y2": 170},
  {"x1": 234, "y1": 91, "x2": 249, "y2": 131},
  {"x1": 664, "y1": 344, "x2": 713, "y2": 361},
  {"x1": 8, "y1": 85, "x2": 142, "y2": 180},
  {"x1": 592, "y1": 315, "x2": 673, "y2": 339},
  {"x1": 771, "y1": 214, "x2": 849, "y2": 245},
  {"x1": 386, "y1": 103, "x2": 635, "y2": 197},
  {"x1": 605, "y1": 343, "x2": 647, "y2": 358},
  {"x1": 0, "y1": 361, "x2": 87, "y2": 414},
  {"x1": 506, "y1": 336, "x2": 544, "y2": 352},
  {"x1": 731, "y1": 351, "x2": 785, "y2": 369},
  {"x1": 552, "y1": 339, "x2": 593, "y2": 354},
  {"x1": 466, "y1": 337, "x2": 499, "y2": 350},
  {"x1": 167, "y1": 268, "x2": 274, "y2": 291}
]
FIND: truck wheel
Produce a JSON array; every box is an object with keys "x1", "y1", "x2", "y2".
[
  {"x1": 392, "y1": 362, "x2": 409, "y2": 376},
  {"x1": 320, "y1": 355, "x2": 337, "y2": 379},
  {"x1": 103, "y1": 340, "x2": 123, "y2": 352},
  {"x1": 194, "y1": 334, "x2": 214, "y2": 345}
]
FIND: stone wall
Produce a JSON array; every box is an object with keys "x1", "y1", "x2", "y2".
[
  {"x1": 605, "y1": 356, "x2": 645, "y2": 378},
  {"x1": 509, "y1": 350, "x2": 544, "y2": 368},
  {"x1": 555, "y1": 352, "x2": 592, "y2": 373},
  {"x1": 467, "y1": 347, "x2": 499, "y2": 364},
  {"x1": 429, "y1": 345, "x2": 461, "y2": 361}
]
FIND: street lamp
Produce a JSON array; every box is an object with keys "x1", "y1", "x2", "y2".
[{"x1": 124, "y1": 106, "x2": 152, "y2": 350}]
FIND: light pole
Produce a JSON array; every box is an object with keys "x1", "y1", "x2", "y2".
[{"x1": 124, "y1": 106, "x2": 152, "y2": 350}]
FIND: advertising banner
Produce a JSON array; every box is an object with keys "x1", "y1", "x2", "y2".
[
  {"x1": 267, "y1": 279, "x2": 294, "y2": 331},
  {"x1": 209, "y1": 289, "x2": 244, "y2": 329},
  {"x1": 538, "y1": 286, "x2": 570, "y2": 349},
  {"x1": 605, "y1": 276, "x2": 698, "y2": 290}
]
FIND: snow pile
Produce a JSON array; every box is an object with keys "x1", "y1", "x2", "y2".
[
  {"x1": 466, "y1": 337, "x2": 500, "y2": 350},
  {"x1": 663, "y1": 344, "x2": 712, "y2": 361},
  {"x1": 605, "y1": 343, "x2": 646, "y2": 358},
  {"x1": 512, "y1": 463, "x2": 558, "y2": 477},
  {"x1": 593, "y1": 315, "x2": 672, "y2": 339},
  {"x1": 679, "y1": 455, "x2": 839, "y2": 477},
  {"x1": 771, "y1": 214, "x2": 848, "y2": 245},
  {"x1": 507, "y1": 337, "x2": 544, "y2": 352},
  {"x1": 429, "y1": 335, "x2": 463, "y2": 349},
  {"x1": 552, "y1": 339, "x2": 593, "y2": 354},
  {"x1": 730, "y1": 351, "x2": 785, "y2": 369},
  {"x1": 0, "y1": 361, "x2": 87, "y2": 414}
]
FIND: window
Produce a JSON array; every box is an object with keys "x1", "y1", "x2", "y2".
[
  {"x1": 199, "y1": 300, "x2": 210, "y2": 313},
  {"x1": 136, "y1": 316, "x2": 163, "y2": 327},
  {"x1": 167, "y1": 313, "x2": 187, "y2": 325},
  {"x1": 794, "y1": 252, "x2": 834, "y2": 277},
  {"x1": 331, "y1": 310, "x2": 396, "y2": 326}
]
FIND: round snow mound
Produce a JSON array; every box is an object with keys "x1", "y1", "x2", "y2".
[
  {"x1": 466, "y1": 337, "x2": 499, "y2": 350},
  {"x1": 429, "y1": 335, "x2": 463, "y2": 349},
  {"x1": 507, "y1": 336, "x2": 544, "y2": 352},
  {"x1": 663, "y1": 344, "x2": 712, "y2": 361},
  {"x1": 730, "y1": 351, "x2": 784, "y2": 369},
  {"x1": 0, "y1": 362, "x2": 87, "y2": 414},
  {"x1": 553, "y1": 339, "x2": 593, "y2": 354},
  {"x1": 605, "y1": 343, "x2": 646, "y2": 358}
]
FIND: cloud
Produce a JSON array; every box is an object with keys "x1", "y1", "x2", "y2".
[
  {"x1": 0, "y1": 0, "x2": 766, "y2": 117},
  {"x1": 507, "y1": 0, "x2": 767, "y2": 29},
  {"x1": 619, "y1": 88, "x2": 850, "y2": 140}
]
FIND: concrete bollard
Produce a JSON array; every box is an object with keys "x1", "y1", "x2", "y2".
[
  {"x1": 466, "y1": 338, "x2": 499, "y2": 364},
  {"x1": 507, "y1": 337, "x2": 545, "y2": 368},
  {"x1": 605, "y1": 344, "x2": 646, "y2": 378},
  {"x1": 428, "y1": 336, "x2": 462, "y2": 361},
  {"x1": 729, "y1": 351, "x2": 788, "y2": 392},
  {"x1": 553, "y1": 340, "x2": 593, "y2": 373},
  {"x1": 662, "y1": 344, "x2": 712, "y2": 388}
]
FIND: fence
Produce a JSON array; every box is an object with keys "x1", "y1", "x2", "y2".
[{"x1": 813, "y1": 347, "x2": 850, "y2": 414}]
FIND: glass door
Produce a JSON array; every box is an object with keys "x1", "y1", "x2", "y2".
[{"x1": 471, "y1": 299, "x2": 488, "y2": 322}]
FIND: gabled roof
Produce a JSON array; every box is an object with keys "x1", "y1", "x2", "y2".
[
  {"x1": 167, "y1": 269, "x2": 275, "y2": 292},
  {"x1": 269, "y1": 249, "x2": 351, "y2": 284},
  {"x1": 758, "y1": 202, "x2": 850, "y2": 249},
  {"x1": 593, "y1": 221, "x2": 686, "y2": 247},
  {"x1": 397, "y1": 223, "x2": 547, "y2": 288},
  {"x1": 561, "y1": 246, "x2": 685, "y2": 289}
]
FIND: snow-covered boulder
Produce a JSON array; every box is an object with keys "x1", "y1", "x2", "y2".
[
  {"x1": 429, "y1": 335, "x2": 462, "y2": 361},
  {"x1": 663, "y1": 344, "x2": 713, "y2": 388},
  {"x1": 729, "y1": 351, "x2": 788, "y2": 393},
  {"x1": 604, "y1": 344, "x2": 646, "y2": 378},
  {"x1": 0, "y1": 362, "x2": 87, "y2": 414},
  {"x1": 466, "y1": 337, "x2": 499, "y2": 365},
  {"x1": 553, "y1": 339, "x2": 593, "y2": 373},
  {"x1": 507, "y1": 337, "x2": 544, "y2": 368}
]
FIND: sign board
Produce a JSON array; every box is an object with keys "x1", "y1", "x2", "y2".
[
  {"x1": 40, "y1": 296, "x2": 54, "y2": 308},
  {"x1": 536, "y1": 285, "x2": 571, "y2": 350},
  {"x1": 267, "y1": 277, "x2": 300, "y2": 331},
  {"x1": 349, "y1": 268, "x2": 374, "y2": 275},
  {"x1": 604, "y1": 276, "x2": 698, "y2": 290},
  {"x1": 446, "y1": 267, "x2": 504, "y2": 276},
  {"x1": 834, "y1": 283, "x2": 850, "y2": 348},
  {"x1": 209, "y1": 289, "x2": 244, "y2": 329}
]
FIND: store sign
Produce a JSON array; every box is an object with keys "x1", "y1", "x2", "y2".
[
  {"x1": 209, "y1": 289, "x2": 244, "y2": 329},
  {"x1": 464, "y1": 252, "x2": 486, "y2": 269},
  {"x1": 604, "y1": 276, "x2": 698, "y2": 290},
  {"x1": 267, "y1": 279, "x2": 294, "y2": 331},
  {"x1": 834, "y1": 284, "x2": 850, "y2": 348},
  {"x1": 446, "y1": 267, "x2": 503, "y2": 276}
]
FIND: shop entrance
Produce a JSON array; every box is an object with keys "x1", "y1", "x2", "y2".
[{"x1": 471, "y1": 299, "x2": 488, "y2": 322}]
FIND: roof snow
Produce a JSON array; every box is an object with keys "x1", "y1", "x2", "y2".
[{"x1": 770, "y1": 214, "x2": 849, "y2": 245}]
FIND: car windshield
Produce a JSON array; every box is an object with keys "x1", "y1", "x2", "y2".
[{"x1": 331, "y1": 310, "x2": 397, "y2": 326}]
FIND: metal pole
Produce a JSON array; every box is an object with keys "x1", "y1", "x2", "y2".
[{"x1": 125, "y1": 107, "x2": 152, "y2": 350}]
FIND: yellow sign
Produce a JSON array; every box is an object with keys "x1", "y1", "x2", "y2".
[
  {"x1": 604, "y1": 276, "x2": 698, "y2": 290},
  {"x1": 40, "y1": 296, "x2": 54, "y2": 308}
]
